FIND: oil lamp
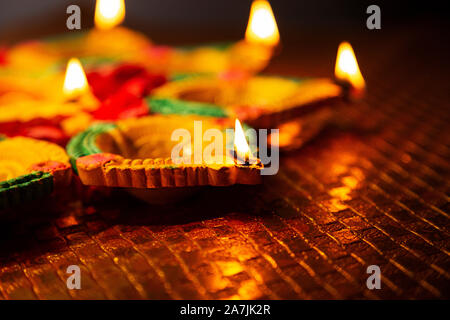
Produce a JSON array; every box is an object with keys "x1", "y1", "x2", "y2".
[
  {"x1": 168, "y1": 0, "x2": 280, "y2": 75},
  {"x1": 0, "y1": 58, "x2": 98, "y2": 144},
  {"x1": 84, "y1": 0, "x2": 150, "y2": 61},
  {"x1": 68, "y1": 115, "x2": 263, "y2": 203}
]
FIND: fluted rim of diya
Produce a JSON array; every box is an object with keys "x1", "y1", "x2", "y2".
[
  {"x1": 67, "y1": 115, "x2": 263, "y2": 189},
  {"x1": 148, "y1": 73, "x2": 344, "y2": 128},
  {"x1": 0, "y1": 136, "x2": 72, "y2": 209}
]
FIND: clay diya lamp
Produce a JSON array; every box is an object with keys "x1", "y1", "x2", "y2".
[
  {"x1": 0, "y1": 57, "x2": 166, "y2": 143},
  {"x1": 166, "y1": 0, "x2": 280, "y2": 76},
  {"x1": 0, "y1": 136, "x2": 72, "y2": 210},
  {"x1": 147, "y1": 74, "x2": 342, "y2": 151},
  {"x1": 67, "y1": 115, "x2": 262, "y2": 204},
  {"x1": 1, "y1": 0, "x2": 152, "y2": 71},
  {"x1": 0, "y1": 58, "x2": 99, "y2": 144},
  {"x1": 147, "y1": 41, "x2": 366, "y2": 151}
]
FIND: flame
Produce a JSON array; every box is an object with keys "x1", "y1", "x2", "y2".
[
  {"x1": 95, "y1": 0, "x2": 125, "y2": 30},
  {"x1": 234, "y1": 119, "x2": 250, "y2": 160},
  {"x1": 63, "y1": 58, "x2": 89, "y2": 99},
  {"x1": 335, "y1": 41, "x2": 365, "y2": 92},
  {"x1": 245, "y1": 0, "x2": 280, "y2": 46}
]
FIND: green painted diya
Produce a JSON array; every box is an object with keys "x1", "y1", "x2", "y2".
[
  {"x1": 0, "y1": 136, "x2": 72, "y2": 210},
  {"x1": 67, "y1": 115, "x2": 262, "y2": 203}
]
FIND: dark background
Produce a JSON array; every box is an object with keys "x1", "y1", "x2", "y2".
[{"x1": 0, "y1": 0, "x2": 448, "y2": 44}]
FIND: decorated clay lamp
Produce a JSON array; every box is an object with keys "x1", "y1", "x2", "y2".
[
  {"x1": 0, "y1": 58, "x2": 99, "y2": 144},
  {"x1": 147, "y1": 74, "x2": 342, "y2": 152},
  {"x1": 0, "y1": 59, "x2": 168, "y2": 144},
  {"x1": 44, "y1": 0, "x2": 152, "y2": 66},
  {"x1": 0, "y1": 0, "x2": 159, "y2": 117},
  {"x1": 0, "y1": 0, "x2": 152, "y2": 97},
  {"x1": 146, "y1": 40, "x2": 365, "y2": 150},
  {"x1": 166, "y1": 0, "x2": 279, "y2": 76},
  {"x1": 0, "y1": 1, "x2": 166, "y2": 141},
  {"x1": 0, "y1": 136, "x2": 72, "y2": 210},
  {"x1": 82, "y1": 0, "x2": 153, "y2": 64},
  {"x1": 67, "y1": 115, "x2": 262, "y2": 203}
]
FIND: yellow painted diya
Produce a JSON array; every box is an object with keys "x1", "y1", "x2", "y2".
[
  {"x1": 151, "y1": 75, "x2": 342, "y2": 124},
  {"x1": 147, "y1": 74, "x2": 343, "y2": 150},
  {"x1": 0, "y1": 136, "x2": 72, "y2": 209},
  {"x1": 67, "y1": 115, "x2": 262, "y2": 203}
]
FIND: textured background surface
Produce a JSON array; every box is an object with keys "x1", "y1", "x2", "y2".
[{"x1": 0, "y1": 20, "x2": 449, "y2": 299}]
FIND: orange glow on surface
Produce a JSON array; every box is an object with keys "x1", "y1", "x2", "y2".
[
  {"x1": 245, "y1": 0, "x2": 280, "y2": 46},
  {"x1": 329, "y1": 186, "x2": 352, "y2": 201},
  {"x1": 63, "y1": 58, "x2": 89, "y2": 99},
  {"x1": 234, "y1": 119, "x2": 250, "y2": 161},
  {"x1": 95, "y1": 0, "x2": 125, "y2": 30},
  {"x1": 217, "y1": 261, "x2": 244, "y2": 277},
  {"x1": 335, "y1": 42, "x2": 365, "y2": 93}
]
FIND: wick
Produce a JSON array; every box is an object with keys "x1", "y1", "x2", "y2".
[{"x1": 232, "y1": 149, "x2": 251, "y2": 166}]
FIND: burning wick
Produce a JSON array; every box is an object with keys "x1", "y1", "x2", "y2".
[
  {"x1": 63, "y1": 58, "x2": 89, "y2": 101},
  {"x1": 234, "y1": 119, "x2": 251, "y2": 165},
  {"x1": 245, "y1": 0, "x2": 280, "y2": 47},
  {"x1": 334, "y1": 41, "x2": 366, "y2": 100},
  {"x1": 95, "y1": 0, "x2": 125, "y2": 30}
]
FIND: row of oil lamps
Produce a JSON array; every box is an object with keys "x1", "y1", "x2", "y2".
[{"x1": 63, "y1": 0, "x2": 365, "y2": 155}]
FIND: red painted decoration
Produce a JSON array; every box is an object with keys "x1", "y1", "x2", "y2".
[{"x1": 87, "y1": 64, "x2": 166, "y2": 120}]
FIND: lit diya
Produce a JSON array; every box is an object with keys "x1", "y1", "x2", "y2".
[
  {"x1": 0, "y1": 56, "x2": 166, "y2": 143},
  {"x1": 167, "y1": 0, "x2": 279, "y2": 75},
  {"x1": 147, "y1": 41, "x2": 365, "y2": 150},
  {"x1": 0, "y1": 58, "x2": 98, "y2": 144},
  {"x1": 2, "y1": 0, "x2": 151, "y2": 74},
  {"x1": 67, "y1": 115, "x2": 262, "y2": 203},
  {"x1": 0, "y1": 136, "x2": 72, "y2": 210},
  {"x1": 0, "y1": 0, "x2": 156, "y2": 114}
]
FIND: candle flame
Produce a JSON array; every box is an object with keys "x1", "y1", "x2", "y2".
[
  {"x1": 234, "y1": 119, "x2": 250, "y2": 160},
  {"x1": 95, "y1": 0, "x2": 125, "y2": 30},
  {"x1": 245, "y1": 0, "x2": 280, "y2": 46},
  {"x1": 335, "y1": 41, "x2": 365, "y2": 92},
  {"x1": 63, "y1": 58, "x2": 88, "y2": 99}
]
